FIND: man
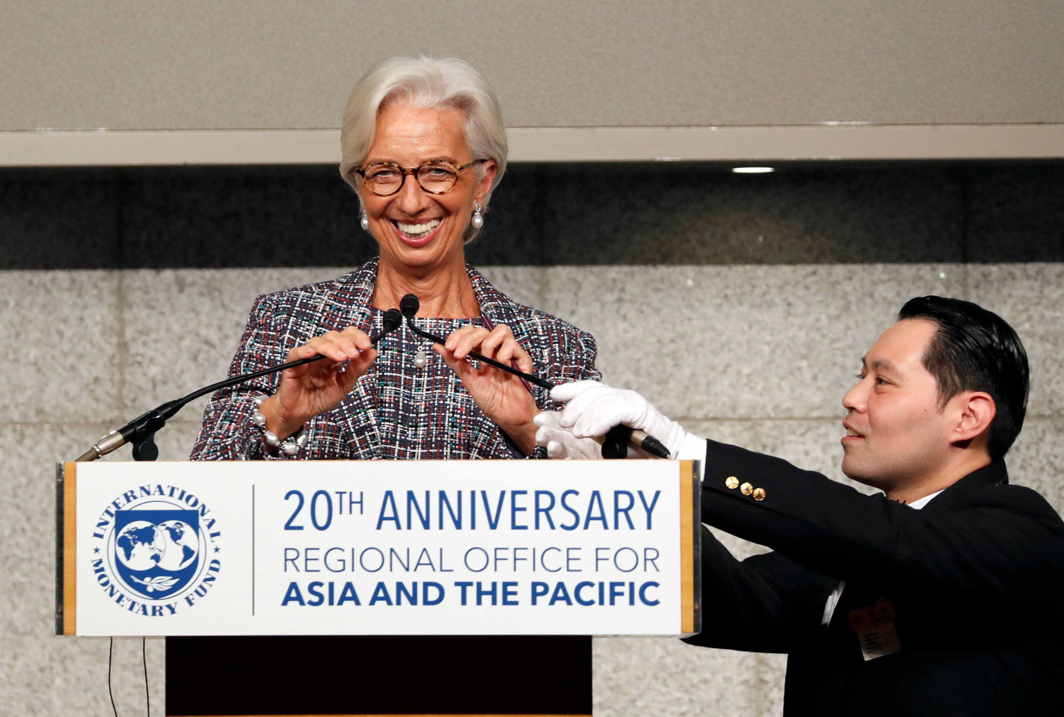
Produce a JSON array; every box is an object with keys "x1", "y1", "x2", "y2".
[{"x1": 535, "y1": 296, "x2": 1064, "y2": 716}]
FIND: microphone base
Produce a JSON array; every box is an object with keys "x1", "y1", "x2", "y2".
[{"x1": 601, "y1": 425, "x2": 631, "y2": 459}]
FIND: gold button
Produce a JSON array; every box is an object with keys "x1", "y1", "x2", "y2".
[
  {"x1": 725, "y1": 476, "x2": 740, "y2": 490},
  {"x1": 740, "y1": 482, "x2": 753, "y2": 496},
  {"x1": 753, "y1": 487, "x2": 766, "y2": 501}
]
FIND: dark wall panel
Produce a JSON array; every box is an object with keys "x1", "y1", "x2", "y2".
[{"x1": 2, "y1": 163, "x2": 1062, "y2": 270}]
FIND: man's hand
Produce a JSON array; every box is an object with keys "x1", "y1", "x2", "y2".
[
  {"x1": 533, "y1": 410, "x2": 605, "y2": 459},
  {"x1": 544, "y1": 380, "x2": 696, "y2": 459}
]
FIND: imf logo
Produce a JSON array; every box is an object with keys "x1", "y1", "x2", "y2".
[
  {"x1": 113, "y1": 509, "x2": 200, "y2": 599},
  {"x1": 91, "y1": 485, "x2": 222, "y2": 617}
]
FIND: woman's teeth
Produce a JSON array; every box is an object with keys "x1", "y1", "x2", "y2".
[{"x1": 396, "y1": 219, "x2": 441, "y2": 237}]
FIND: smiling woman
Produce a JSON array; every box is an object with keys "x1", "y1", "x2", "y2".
[
  {"x1": 355, "y1": 102, "x2": 494, "y2": 287},
  {"x1": 177, "y1": 56, "x2": 600, "y2": 716},
  {"x1": 191, "y1": 56, "x2": 599, "y2": 462}
]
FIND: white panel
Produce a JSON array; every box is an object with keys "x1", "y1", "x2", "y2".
[
  {"x1": 4, "y1": 124, "x2": 1064, "y2": 165},
  {"x1": 3, "y1": 1, "x2": 1063, "y2": 131}
]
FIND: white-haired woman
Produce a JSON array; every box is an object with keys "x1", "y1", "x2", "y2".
[
  {"x1": 179, "y1": 57, "x2": 597, "y2": 714},
  {"x1": 192, "y1": 56, "x2": 599, "y2": 461}
]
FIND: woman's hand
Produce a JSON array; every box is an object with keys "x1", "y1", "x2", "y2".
[
  {"x1": 434, "y1": 324, "x2": 538, "y2": 454},
  {"x1": 260, "y1": 327, "x2": 377, "y2": 438}
]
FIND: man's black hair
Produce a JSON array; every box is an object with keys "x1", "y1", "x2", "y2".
[{"x1": 898, "y1": 296, "x2": 1029, "y2": 460}]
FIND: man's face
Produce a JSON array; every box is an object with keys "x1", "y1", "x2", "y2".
[{"x1": 841, "y1": 318, "x2": 956, "y2": 493}]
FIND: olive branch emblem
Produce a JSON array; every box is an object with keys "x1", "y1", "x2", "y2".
[{"x1": 131, "y1": 576, "x2": 180, "y2": 593}]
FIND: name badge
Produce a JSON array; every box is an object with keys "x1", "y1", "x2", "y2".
[{"x1": 848, "y1": 599, "x2": 901, "y2": 661}]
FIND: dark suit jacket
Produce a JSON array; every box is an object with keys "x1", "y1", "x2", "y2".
[{"x1": 685, "y1": 440, "x2": 1064, "y2": 716}]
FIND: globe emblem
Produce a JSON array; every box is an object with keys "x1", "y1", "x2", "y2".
[
  {"x1": 115, "y1": 519, "x2": 199, "y2": 572},
  {"x1": 113, "y1": 508, "x2": 202, "y2": 599},
  {"x1": 115, "y1": 520, "x2": 164, "y2": 571}
]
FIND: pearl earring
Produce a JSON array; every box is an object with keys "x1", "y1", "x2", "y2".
[
  {"x1": 360, "y1": 212, "x2": 369, "y2": 231},
  {"x1": 471, "y1": 202, "x2": 484, "y2": 230}
]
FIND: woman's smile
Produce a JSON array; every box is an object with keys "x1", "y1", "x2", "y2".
[{"x1": 392, "y1": 217, "x2": 444, "y2": 247}]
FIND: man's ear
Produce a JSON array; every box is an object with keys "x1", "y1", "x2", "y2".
[{"x1": 949, "y1": 391, "x2": 996, "y2": 446}]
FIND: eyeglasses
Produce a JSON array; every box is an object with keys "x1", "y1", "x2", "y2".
[{"x1": 354, "y1": 159, "x2": 488, "y2": 196}]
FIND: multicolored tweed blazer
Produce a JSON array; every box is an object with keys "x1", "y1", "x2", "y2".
[{"x1": 190, "y1": 258, "x2": 600, "y2": 461}]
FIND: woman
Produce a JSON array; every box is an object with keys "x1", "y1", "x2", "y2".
[
  {"x1": 191, "y1": 55, "x2": 598, "y2": 462},
  {"x1": 180, "y1": 56, "x2": 598, "y2": 716}
]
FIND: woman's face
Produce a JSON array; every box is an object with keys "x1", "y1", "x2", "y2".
[{"x1": 358, "y1": 103, "x2": 497, "y2": 273}]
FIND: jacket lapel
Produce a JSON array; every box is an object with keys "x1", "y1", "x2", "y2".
[
  {"x1": 332, "y1": 259, "x2": 383, "y2": 460},
  {"x1": 830, "y1": 461, "x2": 1010, "y2": 658}
]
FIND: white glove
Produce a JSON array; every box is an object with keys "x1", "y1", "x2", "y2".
[
  {"x1": 533, "y1": 410, "x2": 605, "y2": 459},
  {"x1": 549, "y1": 380, "x2": 693, "y2": 459}
]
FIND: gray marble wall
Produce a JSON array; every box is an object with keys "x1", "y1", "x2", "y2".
[{"x1": 3, "y1": 163, "x2": 1063, "y2": 715}]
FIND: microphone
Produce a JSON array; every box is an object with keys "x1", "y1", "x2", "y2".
[
  {"x1": 373, "y1": 309, "x2": 403, "y2": 344},
  {"x1": 400, "y1": 294, "x2": 419, "y2": 320},
  {"x1": 602, "y1": 425, "x2": 671, "y2": 460},
  {"x1": 399, "y1": 294, "x2": 552, "y2": 389},
  {"x1": 76, "y1": 309, "x2": 405, "y2": 462},
  {"x1": 397, "y1": 294, "x2": 669, "y2": 459}
]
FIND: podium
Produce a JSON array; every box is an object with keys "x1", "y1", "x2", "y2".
[{"x1": 58, "y1": 459, "x2": 700, "y2": 715}]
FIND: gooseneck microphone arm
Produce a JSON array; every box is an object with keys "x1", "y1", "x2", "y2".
[
  {"x1": 398, "y1": 294, "x2": 670, "y2": 459},
  {"x1": 76, "y1": 309, "x2": 404, "y2": 462},
  {"x1": 399, "y1": 293, "x2": 554, "y2": 390}
]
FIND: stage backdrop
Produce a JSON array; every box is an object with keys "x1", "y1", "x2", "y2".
[
  {"x1": 3, "y1": 160, "x2": 1063, "y2": 715},
  {"x1": 3, "y1": 2, "x2": 1064, "y2": 715}
]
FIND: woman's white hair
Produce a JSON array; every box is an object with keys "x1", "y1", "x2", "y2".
[{"x1": 339, "y1": 56, "x2": 508, "y2": 216}]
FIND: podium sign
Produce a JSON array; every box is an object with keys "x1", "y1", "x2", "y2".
[{"x1": 57, "y1": 460, "x2": 699, "y2": 637}]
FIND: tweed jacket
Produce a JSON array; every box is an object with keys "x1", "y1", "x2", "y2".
[
  {"x1": 190, "y1": 258, "x2": 600, "y2": 461},
  {"x1": 685, "y1": 440, "x2": 1064, "y2": 716}
]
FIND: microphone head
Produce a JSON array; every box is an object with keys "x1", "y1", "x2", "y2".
[
  {"x1": 381, "y1": 308, "x2": 403, "y2": 332},
  {"x1": 399, "y1": 293, "x2": 419, "y2": 319}
]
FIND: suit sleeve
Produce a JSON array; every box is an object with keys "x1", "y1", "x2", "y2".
[
  {"x1": 522, "y1": 320, "x2": 600, "y2": 414},
  {"x1": 683, "y1": 526, "x2": 837, "y2": 653},
  {"x1": 542, "y1": 327, "x2": 601, "y2": 402},
  {"x1": 520, "y1": 326, "x2": 599, "y2": 459},
  {"x1": 572, "y1": 329, "x2": 601, "y2": 382},
  {"x1": 700, "y1": 440, "x2": 1064, "y2": 604},
  {"x1": 190, "y1": 293, "x2": 292, "y2": 461}
]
